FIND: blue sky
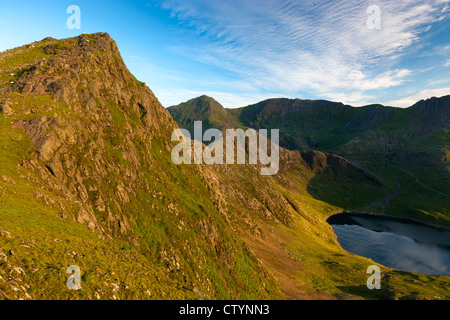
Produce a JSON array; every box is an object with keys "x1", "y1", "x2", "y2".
[{"x1": 1, "y1": 0, "x2": 450, "y2": 108}]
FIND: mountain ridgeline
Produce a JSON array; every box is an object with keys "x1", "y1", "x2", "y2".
[
  {"x1": 1, "y1": 33, "x2": 449, "y2": 300},
  {"x1": 169, "y1": 95, "x2": 449, "y2": 153},
  {"x1": 169, "y1": 95, "x2": 450, "y2": 226}
]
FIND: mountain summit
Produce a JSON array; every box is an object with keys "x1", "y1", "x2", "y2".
[
  {"x1": 168, "y1": 95, "x2": 241, "y2": 135},
  {"x1": 0, "y1": 33, "x2": 276, "y2": 299}
]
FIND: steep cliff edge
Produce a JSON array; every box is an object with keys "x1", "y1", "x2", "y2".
[{"x1": 0, "y1": 33, "x2": 279, "y2": 299}]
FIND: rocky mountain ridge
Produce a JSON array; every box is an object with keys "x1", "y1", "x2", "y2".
[{"x1": 169, "y1": 94, "x2": 450, "y2": 226}]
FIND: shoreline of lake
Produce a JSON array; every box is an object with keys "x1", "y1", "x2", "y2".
[{"x1": 327, "y1": 212, "x2": 450, "y2": 277}]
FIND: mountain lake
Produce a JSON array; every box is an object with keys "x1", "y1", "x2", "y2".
[{"x1": 327, "y1": 213, "x2": 450, "y2": 276}]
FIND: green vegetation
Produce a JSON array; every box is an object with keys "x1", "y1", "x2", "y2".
[
  {"x1": 1, "y1": 33, "x2": 449, "y2": 301},
  {"x1": 169, "y1": 96, "x2": 450, "y2": 227},
  {"x1": 168, "y1": 95, "x2": 243, "y2": 136},
  {"x1": 0, "y1": 34, "x2": 279, "y2": 300}
]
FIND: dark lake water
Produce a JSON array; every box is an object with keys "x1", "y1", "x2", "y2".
[{"x1": 327, "y1": 213, "x2": 450, "y2": 276}]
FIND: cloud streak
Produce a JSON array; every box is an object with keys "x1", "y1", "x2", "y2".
[
  {"x1": 158, "y1": 0, "x2": 450, "y2": 106},
  {"x1": 386, "y1": 86, "x2": 450, "y2": 107}
]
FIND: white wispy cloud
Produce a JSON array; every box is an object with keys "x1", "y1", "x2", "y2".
[
  {"x1": 386, "y1": 87, "x2": 450, "y2": 107},
  {"x1": 158, "y1": 0, "x2": 449, "y2": 106}
]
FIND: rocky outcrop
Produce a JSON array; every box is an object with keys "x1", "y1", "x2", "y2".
[
  {"x1": 1, "y1": 33, "x2": 181, "y2": 238},
  {"x1": 0, "y1": 33, "x2": 282, "y2": 300},
  {"x1": 0, "y1": 101, "x2": 12, "y2": 115}
]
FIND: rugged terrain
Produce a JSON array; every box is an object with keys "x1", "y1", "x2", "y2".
[
  {"x1": 1, "y1": 33, "x2": 449, "y2": 300},
  {"x1": 169, "y1": 95, "x2": 450, "y2": 227}
]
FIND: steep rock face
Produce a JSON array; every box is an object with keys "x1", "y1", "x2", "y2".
[
  {"x1": 409, "y1": 95, "x2": 450, "y2": 122},
  {"x1": 1, "y1": 33, "x2": 177, "y2": 238},
  {"x1": 0, "y1": 33, "x2": 280, "y2": 299},
  {"x1": 0, "y1": 33, "x2": 387, "y2": 300}
]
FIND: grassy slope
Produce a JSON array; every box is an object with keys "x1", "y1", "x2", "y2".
[
  {"x1": 0, "y1": 35, "x2": 280, "y2": 300},
  {"x1": 205, "y1": 149, "x2": 450, "y2": 300},
  {"x1": 169, "y1": 97, "x2": 450, "y2": 227},
  {"x1": 168, "y1": 97, "x2": 450, "y2": 299},
  {"x1": 168, "y1": 95, "x2": 242, "y2": 136},
  {"x1": 277, "y1": 157, "x2": 450, "y2": 300},
  {"x1": 0, "y1": 114, "x2": 195, "y2": 299}
]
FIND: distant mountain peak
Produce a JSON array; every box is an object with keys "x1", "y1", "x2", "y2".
[
  {"x1": 167, "y1": 95, "x2": 241, "y2": 133},
  {"x1": 408, "y1": 95, "x2": 450, "y2": 122},
  {"x1": 410, "y1": 94, "x2": 450, "y2": 109}
]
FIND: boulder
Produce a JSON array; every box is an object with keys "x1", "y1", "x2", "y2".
[{"x1": 0, "y1": 101, "x2": 12, "y2": 115}]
